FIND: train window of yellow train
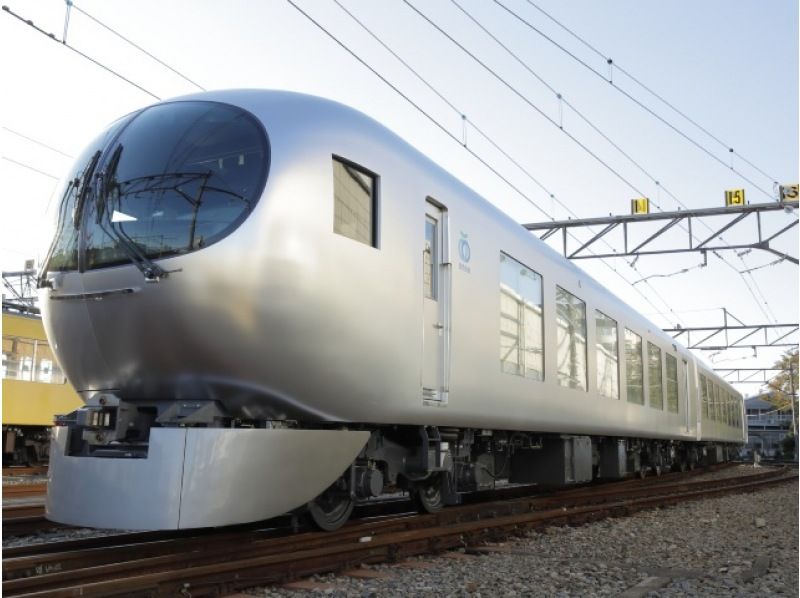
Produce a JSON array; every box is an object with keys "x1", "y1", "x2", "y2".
[
  {"x1": 499, "y1": 253, "x2": 544, "y2": 381},
  {"x1": 2, "y1": 336, "x2": 35, "y2": 381},
  {"x1": 555, "y1": 287, "x2": 587, "y2": 391},
  {"x1": 647, "y1": 343, "x2": 664, "y2": 410},
  {"x1": 665, "y1": 354, "x2": 679, "y2": 413},
  {"x1": 595, "y1": 311, "x2": 619, "y2": 399},
  {"x1": 2, "y1": 335, "x2": 66, "y2": 384},
  {"x1": 333, "y1": 157, "x2": 377, "y2": 247},
  {"x1": 699, "y1": 375, "x2": 709, "y2": 419},
  {"x1": 624, "y1": 329, "x2": 644, "y2": 405},
  {"x1": 34, "y1": 342, "x2": 66, "y2": 384}
]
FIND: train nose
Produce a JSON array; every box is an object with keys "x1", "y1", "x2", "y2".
[{"x1": 46, "y1": 421, "x2": 370, "y2": 530}]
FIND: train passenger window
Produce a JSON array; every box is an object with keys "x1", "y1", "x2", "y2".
[
  {"x1": 424, "y1": 217, "x2": 437, "y2": 299},
  {"x1": 647, "y1": 343, "x2": 664, "y2": 410},
  {"x1": 723, "y1": 393, "x2": 729, "y2": 425},
  {"x1": 709, "y1": 383, "x2": 716, "y2": 421},
  {"x1": 699, "y1": 375, "x2": 709, "y2": 419},
  {"x1": 665, "y1": 354, "x2": 679, "y2": 413},
  {"x1": 555, "y1": 287, "x2": 587, "y2": 391},
  {"x1": 499, "y1": 254, "x2": 544, "y2": 380},
  {"x1": 722, "y1": 389, "x2": 727, "y2": 423},
  {"x1": 625, "y1": 329, "x2": 644, "y2": 405},
  {"x1": 333, "y1": 157, "x2": 377, "y2": 247},
  {"x1": 727, "y1": 393, "x2": 734, "y2": 426},
  {"x1": 712, "y1": 384, "x2": 721, "y2": 421},
  {"x1": 595, "y1": 311, "x2": 619, "y2": 399}
]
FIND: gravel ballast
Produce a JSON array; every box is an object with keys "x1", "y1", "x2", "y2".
[
  {"x1": 247, "y1": 472, "x2": 798, "y2": 597},
  {"x1": 3, "y1": 466, "x2": 796, "y2": 595}
]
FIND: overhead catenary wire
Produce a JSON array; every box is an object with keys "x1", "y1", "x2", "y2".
[
  {"x1": 399, "y1": 0, "x2": 700, "y2": 324},
  {"x1": 492, "y1": 0, "x2": 776, "y2": 201},
  {"x1": 448, "y1": 0, "x2": 781, "y2": 326},
  {"x1": 522, "y1": 0, "x2": 779, "y2": 185},
  {"x1": 2, "y1": 156, "x2": 60, "y2": 179},
  {"x1": 288, "y1": 0, "x2": 684, "y2": 325},
  {"x1": 331, "y1": 0, "x2": 556, "y2": 210},
  {"x1": 739, "y1": 258, "x2": 786, "y2": 275},
  {"x1": 2, "y1": 127, "x2": 74, "y2": 159},
  {"x1": 70, "y1": 3, "x2": 206, "y2": 92},
  {"x1": 329, "y1": 0, "x2": 685, "y2": 323},
  {"x1": 497, "y1": 0, "x2": 786, "y2": 324},
  {"x1": 2, "y1": 5, "x2": 161, "y2": 100},
  {"x1": 400, "y1": 0, "x2": 652, "y2": 202},
  {"x1": 3, "y1": 1, "x2": 782, "y2": 334}
]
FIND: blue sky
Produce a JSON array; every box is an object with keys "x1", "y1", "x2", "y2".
[{"x1": 1, "y1": 0, "x2": 797, "y2": 391}]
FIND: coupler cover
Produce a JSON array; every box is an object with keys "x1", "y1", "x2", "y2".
[{"x1": 46, "y1": 427, "x2": 369, "y2": 530}]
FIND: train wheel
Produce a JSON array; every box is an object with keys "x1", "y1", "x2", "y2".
[
  {"x1": 415, "y1": 474, "x2": 444, "y2": 513},
  {"x1": 307, "y1": 482, "x2": 354, "y2": 531}
]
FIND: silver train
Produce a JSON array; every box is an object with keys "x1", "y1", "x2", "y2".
[{"x1": 40, "y1": 90, "x2": 745, "y2": 531}]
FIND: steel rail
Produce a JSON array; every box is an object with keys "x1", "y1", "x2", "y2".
[
  {"x1": 2, "y1": 484, "x2": 47, "y2": 498},
  {"x1": 3, "y1": 466, "x2": 793, "y2": 597}
]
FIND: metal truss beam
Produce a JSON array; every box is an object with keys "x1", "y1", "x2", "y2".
[
  {"x1": 663, "y1": 323, "x2": 798, "y2": 350},
  {"x1": 524, "y1": 201, "x2": 799, "y2": 263},
  {"x1": 714, "y1": 367, "x2": 783, "y2": 385},
  {"x1": 2, "y1": 269, "x2": 38, "y2": 313}
]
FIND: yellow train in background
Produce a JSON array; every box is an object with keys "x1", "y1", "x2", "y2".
[{"x1": 2, "y1": 308, "x2": 83, "y2": 465}]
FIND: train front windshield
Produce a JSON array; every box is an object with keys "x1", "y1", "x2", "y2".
[{"x1": 43, "y1": 101, "x2": 269, "y2": 274}]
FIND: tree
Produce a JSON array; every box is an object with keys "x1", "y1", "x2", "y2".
[
  {"x1": 766, "y1": 349, "x2": 798, "y2": 456},
  {"x1": 766, "y1": 348, "x2": 798, "y2": 411}
]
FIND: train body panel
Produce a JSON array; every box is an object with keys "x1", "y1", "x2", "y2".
[{"x1": 38, "y1": 90, "x2": 744, "y2": 529}]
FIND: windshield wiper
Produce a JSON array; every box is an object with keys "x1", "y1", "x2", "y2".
[
  {"x1": 73, "y1": 150, "x2": 102, "y2": 229},
  {"x1": 37, "y1": 177, "x2": 79, "y2": 288},
  {"x1": 94, "y1": 146, "x2": 173, "y2": 282},
  {"x1": 38, "y1": 151, "x2": 102, "y2": 288}
]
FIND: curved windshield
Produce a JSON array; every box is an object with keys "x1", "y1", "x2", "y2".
[
  {"x1": 43, "y1": 117, "x2": 133, "y2": 272},
  {"x1": 43, "y1": 100, "x2": 269, "y2": 274}
]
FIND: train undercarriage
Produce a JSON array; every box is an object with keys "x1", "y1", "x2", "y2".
[
  {"x1": 2, "y1": 425, "x2": 50, "y2": 467},
  {"x1": 47, "y1": 396, "x2": 740, "y2": 531}
]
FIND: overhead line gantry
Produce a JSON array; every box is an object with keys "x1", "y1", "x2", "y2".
[{"x1": 524, "y1": 201, "x2": 799, "y2": 264}]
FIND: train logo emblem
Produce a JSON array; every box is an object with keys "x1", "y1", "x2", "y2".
[{"x1": 458, "y1": 232, "x2": 471, "y2": 272}]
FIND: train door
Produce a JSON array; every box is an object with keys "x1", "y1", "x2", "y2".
[{"x1": 422, "y1": 200, "x2": 450, "y2": 403}]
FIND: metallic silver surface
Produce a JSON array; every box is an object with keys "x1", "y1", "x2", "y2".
[
  {"x1": 47, "y1": 426, "x2": 185, "y2": 529},
  {"x1": 47, "y1": 427, "x2": 369, "y2": 529},
  {"x1": 40, "y1": 89, "x2": 744, "y2": 516}
]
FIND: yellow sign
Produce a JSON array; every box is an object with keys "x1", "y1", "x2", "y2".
[
  {"x1": 725, "y1": 189, "x2": 745, "y2": 206},
  {"x1": 779, "y1": 184, "x2": 799, "y2": 203},
  {"x1": 631, "y1": 198, "x2": 649, "y2": 214}
]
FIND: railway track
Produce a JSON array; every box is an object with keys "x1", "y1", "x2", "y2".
[
  {"x1": 2, "y1": 466, "x2": 48, "y2": 477},
  {"x1": 2, "y1": 484, "x2": 47, "y2": 498},
  {"x1": 2, "y1": 464, "x2": 794, "y2": 597},
  {"x1": 0, "y1": 462, "x2": 733, "y2": 541}
]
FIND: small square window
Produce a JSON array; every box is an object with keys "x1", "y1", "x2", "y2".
[{"x1": 333, "y1": 157, "x2": 377, "y2": 247}]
